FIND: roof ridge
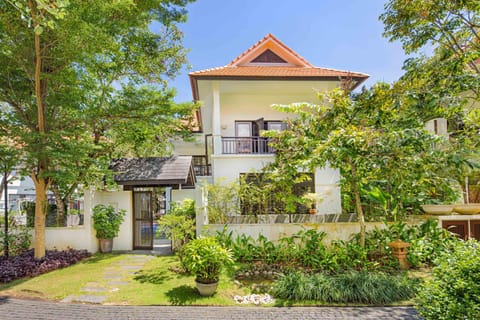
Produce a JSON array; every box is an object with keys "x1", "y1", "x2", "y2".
[{"x1": 227, "y1": 33, "x2": 313, "y2": 67}]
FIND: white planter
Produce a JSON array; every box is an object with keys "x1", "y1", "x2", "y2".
[
  {"x1": 66, "y1": 214, "x2": 80, "y2": 227},
  {"x1": 195, "y1": 280, "x2": 218, "y2": 296}
]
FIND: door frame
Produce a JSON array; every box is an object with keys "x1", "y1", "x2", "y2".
[{"x1": 132, "y1": 190, "x2": 154, "y2": 250}]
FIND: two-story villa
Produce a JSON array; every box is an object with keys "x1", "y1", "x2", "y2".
[{"x1": 174, "y1": 33, "x2": 369, "y2": 213}]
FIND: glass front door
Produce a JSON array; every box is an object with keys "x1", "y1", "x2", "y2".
[{"x1": 133, "y1": 191, "x2": 153, "y2": 249}]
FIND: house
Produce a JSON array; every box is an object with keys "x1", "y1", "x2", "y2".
[
  {"x1": 176, "y1": 33, "x2": 368, "y2": 214},
  {"x1": 42, "y1": 34, "x2": 370, "y2": 252}
]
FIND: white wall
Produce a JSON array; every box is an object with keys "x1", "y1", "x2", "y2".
[
  {"x1": 45, "y1": 189, "x2": 134, "y2": 253},
  {"x1": 93, "y1": 190, "x2": 133, "y2": 251},
  {"x1": 44, "y1": 189, "x2": 98, "y2": 252},
  {"x1": 211, "y1": 154, "x2": 341, "y2": 214},
  {"x1": 171, "y1": 189, "x2": 197, "y2": 203}
]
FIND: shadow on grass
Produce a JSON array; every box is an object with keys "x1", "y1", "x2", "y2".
[
  {"x1": 133, "y1": 269, "x2": 173, "y2": 284},
  {"x1": 81, "y1": 253, "x2": 119, "y2": 264},
  {"x1": 166, "y1": 285, "x2": 209, "y2": 305}
]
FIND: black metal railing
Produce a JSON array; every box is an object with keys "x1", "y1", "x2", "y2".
[
  {"x1": 221, "y1": 136, "x2": 276, "y2": 154},
  {"x1": 194, "y1": 164, "x2": 211, "y2": 176}
]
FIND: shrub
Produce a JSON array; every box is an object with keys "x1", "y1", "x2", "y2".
[
  {"x1": 0, "y1": 216, "x2": 31, "y2": 256},
  {"x1": 182, "y1": 237, "x2": 233, "y2": 283},
  {"x1": 92, "y1": 205, "x2": 126, "y2": 239},
  {"x1": 363, "y1": 219, "x2": 455, "y2": 268},
  {"x1": 0, "y1": 249, "x2": 91, "y2": 283},
  {"x1": 273, "y1": 271, "x2": 417, "y2": 304},
  {"x1": 416, "y1": 240, "x2": 480, "y2": 320}
]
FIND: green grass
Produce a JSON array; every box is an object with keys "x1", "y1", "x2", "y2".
[
  {"x1": 0, "y1": 254, "x2": 250, "y2": 305},
  {"x1": 0, "y1": 253, "x2": 425, "y2": 306}
]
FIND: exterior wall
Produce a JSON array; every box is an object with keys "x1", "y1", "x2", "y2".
[
  {"x1": 93, "y1": 190, "x2": 133, "y2": 251},
  {"x1": 201, "y1": 222, "x2": 385, "y2": 244},
  {"x1": 44, "y1": 189, "x2": 98, "y2": 252},
  {"x1": 211, "y1": 154, "x2": 341, "y2": 214},
  {"x1": 45, "y1": 189, "x2": 134, "y2": 253},
  {"x1": 171, "y1": 189, "x2": 197, "y2": 203}
]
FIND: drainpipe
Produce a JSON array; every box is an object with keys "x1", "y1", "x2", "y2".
[{"x1": 3, "y1": 165, "x2": 8, "y2": 257}]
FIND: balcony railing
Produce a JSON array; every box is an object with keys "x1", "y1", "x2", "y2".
[
  {"x1": 194, "y1": 164, "x2": 212, "y2": 176},
  {"x1": 221, "y1": 136, "x2": 275, "y2": 154}
]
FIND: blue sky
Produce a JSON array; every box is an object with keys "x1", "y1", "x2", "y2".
[{"x1": 168, "y1": 0, "x2": 409, "y2": 103}]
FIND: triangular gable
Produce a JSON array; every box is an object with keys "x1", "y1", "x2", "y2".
[
  {"x1": 251, "y1": 49, "x2": 287, "y2": 63},
  {"x1": 228, "y1": 33, "x2": 313, "y2": 67}
]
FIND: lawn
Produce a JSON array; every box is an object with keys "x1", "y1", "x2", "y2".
[{"x1": 0, "y1": 254, "x2": 251, "y2": 306}]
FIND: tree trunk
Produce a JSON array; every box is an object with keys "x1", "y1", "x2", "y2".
[
  {"x1": 32, "y1": 173, "x2": 49, "y2": 259},
  {"x1": 350, "y1": 160, "x2": 366, "y2": 247}
]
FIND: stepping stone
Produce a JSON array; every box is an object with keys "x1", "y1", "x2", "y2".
[
  {"x1": 60, "y1": 295, "x2": 75, "y2": 303},
  {"x1": 73, "y1": 295, "x2": 106, "y2": 304},
  {"x1": 103, "y1": 274, "x2": 121, "y2": 279},
  {"x1": 81, "y1": 287, "x2": 107, "y2": 292},
  {"x1": 107, "y1": 281, "x2": 129, "y2": 286},
  {"x1": 85, "y1": 282, "x2": 99, "y2": 286},
  {"x1": 121, "y1": 266, "x2": 142, "y2": 270}
]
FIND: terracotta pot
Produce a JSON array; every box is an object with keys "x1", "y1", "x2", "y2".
[
  {"x1": 195, "y1": 280, "x2": 218, "y2": 296},
  {"x1": 99, "y1": 238, "x2": 113, "y2": 253},
  {"x1": 309, "y1": 208, "x2": 317, "y2": 215}
]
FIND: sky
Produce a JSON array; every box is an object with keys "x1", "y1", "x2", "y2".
[{"x1": 167, "y1": 0, "x2": 409, "y2": 103}]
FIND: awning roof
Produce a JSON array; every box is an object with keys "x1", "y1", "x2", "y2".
[{"x1": 111, "y1": 156, "x2": 196, "y2": 189}]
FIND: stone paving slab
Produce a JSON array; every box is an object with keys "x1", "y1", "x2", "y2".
[
  {"x1": 0, "y1": 297, "x2": 421, "y2": 320},
  {"x1": 81, "y1": 287, "x2": 107, "y2": 293},
  {"x1": 71, "y1": 295, "x2": 107, "y2": 304},
  {"x1": 107, "y1": 281, "x2": 130, "y2": 286}
]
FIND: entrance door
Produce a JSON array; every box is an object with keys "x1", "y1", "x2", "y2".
[{"x1": 133, "y1": 191, "x2": 153, "y2": 249}]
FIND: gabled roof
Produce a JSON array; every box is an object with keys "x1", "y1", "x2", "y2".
[
  {"x1": 189, "y1": 34, "x2": 369, "y2": 100},
  {"x1": 111, "y1": 156, "x2": 195, "y2": 190},
  {"x1": 227, "y1": 33, "x2": 313, "y2": 67}
]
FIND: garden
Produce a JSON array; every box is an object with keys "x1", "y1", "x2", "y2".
[{"x1": 1, "y1": 205, "x2": 479, "y2": 320}]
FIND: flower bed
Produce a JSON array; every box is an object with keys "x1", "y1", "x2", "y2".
[{"x1": 0, "y1": 249, "x2": 91, "y2": 283}]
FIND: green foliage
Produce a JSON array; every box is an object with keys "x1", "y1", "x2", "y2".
[
  {"x1": 216, "y1": 228, "x2": 385, "y2": 273},
  {"x1": 204, "y1": 180, "x2": 240, "y2": 223},
  {"x1": 157, "y1": 199, "x2": 195, "y2": 254},
  {"x1": 416, "y1": 240, "x2": 480, "y2": 320},
  {"x1": 0, "y1": 217, "x2": 31, "y2": 256},
  {"x1": 168, "y1": 198, "x2": 195, "y2": 219},
  {"x1": 181, "y1": 237, "x2": 233, "y2": 284},
  {"x1": 92, "y1": 205, "x2": 126, "y2": 239},
  {"x1": 363, "y1": 219, "x2": 457, "y2": 268},
  {"x1": 273, "y1": 271, "x2": 417, "y2": 304},
  {"x1": 0, "y1": 0, "x2": 195, "y2": 257},
  {"x1": 381, "y1": 0, "x2": 480, "y2": 194},
  {"x1": 269, "y1": 86, "x2": 460, "y2": 246}
]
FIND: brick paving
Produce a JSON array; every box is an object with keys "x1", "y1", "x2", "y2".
[{"x1": 0, "y1": 296, "x2": 421, "y2": 320}]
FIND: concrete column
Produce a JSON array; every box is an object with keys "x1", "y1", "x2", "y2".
[
  {"x1": 315, "y1": 166, "x2": 342, "y2": 214},
  {"x1": 212, "y1": 81, "x2": 222, "y2": 155}
]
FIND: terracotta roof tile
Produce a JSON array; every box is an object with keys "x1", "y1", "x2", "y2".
[{"x1": 189, "y1": 65, "x2": 368, "y2": 78}]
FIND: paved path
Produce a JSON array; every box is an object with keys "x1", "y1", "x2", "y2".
[{"x1": 0, "y1": 296, "x2": 420, "y2": 320}]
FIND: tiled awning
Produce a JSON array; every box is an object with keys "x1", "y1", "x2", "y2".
[{"x1": 110, "y1": 156, "x2": 196, "y2": 190}]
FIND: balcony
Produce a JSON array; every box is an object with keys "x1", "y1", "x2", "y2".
[{"x1": 221, "y1": 136, "x2": 275, "y2": 154}]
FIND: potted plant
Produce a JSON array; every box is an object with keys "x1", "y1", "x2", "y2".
[
  {"x1": 92, "y1": 204, "x2": 126, "y2": 253},
  {"x1": 182, "y1": 236, "x2": 233, "y2": 296},
  {"x1": 302, "y1": 192, "x2": 323, "y2": 214}
]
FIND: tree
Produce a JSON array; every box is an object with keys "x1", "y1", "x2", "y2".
[
  {"x1": 0, "y1": 0, "x2": 195, "y2": 258},
  {"x1": 269, "y1": 86, "x2": 458, "y2": 246},
  {"x1": 381, "y1": 0, "x2": 480, "y2": 200}
]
